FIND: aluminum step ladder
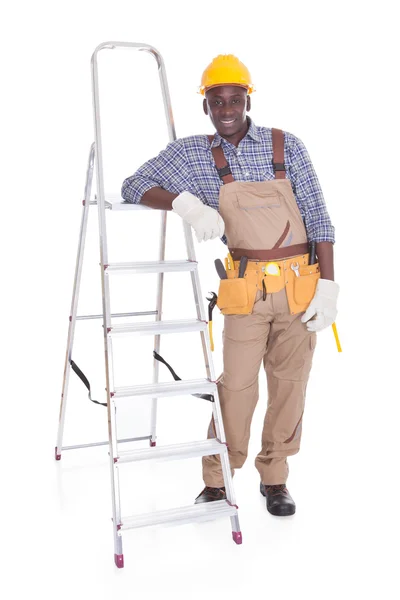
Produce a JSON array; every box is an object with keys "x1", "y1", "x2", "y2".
[{"x1": 55, "y1": 41, "x2": 242, "y2": 569}]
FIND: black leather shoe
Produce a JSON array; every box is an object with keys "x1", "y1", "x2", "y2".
[
  {"x1": 195, "y1": 486, "x2": 226, "y2": 504},
  {"x1": 260, "y1": 482, "x2": 296, "y2": 516}
]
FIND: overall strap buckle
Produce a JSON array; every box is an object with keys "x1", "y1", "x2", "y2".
[
  {"x1": 272, "y1": 162, "x2": 285, "y2": 173},
  {"x1": 217, "y1": 165, "x2": 232, "y2": 178},
  {"x1": 271, "y1": 128, "x2": 287, "y2": 179}
]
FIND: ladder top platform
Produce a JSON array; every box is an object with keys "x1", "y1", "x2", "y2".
[{"x1": 98, "y1": 193, "x2": 152, "y2": 211}]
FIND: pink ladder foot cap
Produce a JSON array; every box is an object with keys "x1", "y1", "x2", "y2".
[
  {"x1": 150, "y1": 441, "x2": 156, "y2": 447},
  {"x1": 232, "y1": 531, "x2": 242, "y2": 545},
  {"x1": 114, "y1": 554, "x2": 124, "y2": 568},
  {"x1": 55, "y1": 447, "x2": 61, "y2": 461}
]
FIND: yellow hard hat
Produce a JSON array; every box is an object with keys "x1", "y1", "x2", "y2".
[{"x1": 199, "y1": 54, "x2": 254, "y2": 95}]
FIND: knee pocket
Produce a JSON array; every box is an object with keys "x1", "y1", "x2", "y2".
[{"x1": 265, "y1": 333, "x2": 316, "y2": 381}]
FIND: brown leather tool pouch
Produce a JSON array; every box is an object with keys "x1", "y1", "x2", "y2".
[
  {"x1": 286, "y1": 263, "x2": 320, "y2": 315},
  {"x1": 216, "y1": 269, "x2": 258, "y2": 315}
]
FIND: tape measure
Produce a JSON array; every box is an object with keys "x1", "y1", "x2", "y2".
[{"x1": 262, "y1": 262, "x2": 280, "y2": 276}]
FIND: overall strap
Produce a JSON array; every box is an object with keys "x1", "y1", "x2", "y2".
[
  {"x1": 271, "y1": 128, "x2": 286, "y2": 179},
  {"x1": 208, "y1": 135, "x2": 235, "y2": 184}
]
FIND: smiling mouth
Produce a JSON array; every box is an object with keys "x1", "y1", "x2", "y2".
[{"x1": 220, "y1": 118, "x2": 236, "y2": 125}]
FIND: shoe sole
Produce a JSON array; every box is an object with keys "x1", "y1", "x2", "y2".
[{"x1": 267, "y1": 504, "x2": 296, "y2": 517}]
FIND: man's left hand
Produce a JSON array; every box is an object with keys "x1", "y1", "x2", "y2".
[{"x1": 301, "y1": 279, "x2": 340, "y2": 332}]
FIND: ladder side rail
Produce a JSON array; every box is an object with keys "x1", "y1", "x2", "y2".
[
  {"x1": 91, "y1": 46, "x2": 123, "y2": 561},
  {"x1": 56, "y1": 144, "x2": 95, "y2": 458},
  {"x1": 146, "y1": 48, "x2": 176, "y2": 445},
  {"x1": 150, "y1": 211, "x2": 166, "y2": 445},
  {"x1": 90, "y1": 40, "x2": 174, "y2": 563}
]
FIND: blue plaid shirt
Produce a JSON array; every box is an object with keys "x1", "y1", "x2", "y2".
[{"x1": 121, "y1": 118, "x2": 335, "y2": 244}]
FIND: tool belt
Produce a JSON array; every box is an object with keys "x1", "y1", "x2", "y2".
[{"x1": 216, "y1": 253, "x2": 320, "y2": 315}]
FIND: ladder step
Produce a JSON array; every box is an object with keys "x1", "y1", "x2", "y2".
[
  {"x1": 117, "y1": 439, "x2": 226, "y2": 464},
  {"x1": 105, "y1": 260, "x2": 197, "y2": 274},
  {"x1": 109, "y1": 319, "x2": 207, "y2": 336},
  {"x1": 113, "y1": 379, "x2": 216, "y2": 400},
  {"x1": 120, "y1": 500, "x2": 237, "y2": 531}
]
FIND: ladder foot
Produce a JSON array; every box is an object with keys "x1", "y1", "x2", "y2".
[
  {"x1": 55, "y1": 447, "x2": 61, "y2": 461},
  {"x1": 232, "y1": 531, "x2": 242, "y2": 545},
  {"x1": 114, "y1": 553, "x2": 124, "y2": 568},
  {"x1": 150, "y1": 441, "x2": 156, "y2": 447}
]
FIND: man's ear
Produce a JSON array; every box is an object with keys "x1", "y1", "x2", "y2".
[
  {"x1": 203, "y1": 98, "x2": 208, "y2": 115},
  {"x1": 247, "y1": 95, "x2": 251, "y2": 112}
]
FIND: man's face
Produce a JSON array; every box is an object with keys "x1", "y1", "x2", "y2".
[{"x1": 203, "y1": 85, "x2": 250, "y2": 138}]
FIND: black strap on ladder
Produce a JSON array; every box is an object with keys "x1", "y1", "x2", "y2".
[
  {"x1": 153, "y1": 351, "x2": 215, "y2": 402},
  {"x1": 69, "y1": 359, "x2": 107, "y2": 407},
  {"x1": 70, "y1": 354, "x2": 215, "y2": 406}
]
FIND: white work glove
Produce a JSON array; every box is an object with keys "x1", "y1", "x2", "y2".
[
  {"x1": 172, "y1": 191, "x2": 225, "y2": 242},
  {"x1": 301, "y1": 279, "x2": 340, "y2": 332}
]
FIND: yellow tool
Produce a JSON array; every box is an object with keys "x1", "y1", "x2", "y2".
[
  {"x1": 208, "y1": 322, "x2": 214, "y2": 352},
  {"x1": 227, "y1": 253, "x2": 235, "y2": 271},
  {"x1": 332, "y1": 322, "x2": 342, "y2": 352}
]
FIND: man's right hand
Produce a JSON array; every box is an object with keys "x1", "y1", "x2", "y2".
[{"x1": 172, "y1": 191, "x2": 225, "y2": 242}]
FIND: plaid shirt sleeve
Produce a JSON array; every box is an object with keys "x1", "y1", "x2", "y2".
[
  {"x1": 121, "y1": 139, "x2": 194, "y2": 204},
  {"x1": 287, "y1": 134, "x2": 335, "y2": 244}
]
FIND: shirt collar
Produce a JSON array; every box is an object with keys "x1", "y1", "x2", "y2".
[{"x1": 211, "y1": 116, "x2": 262, "y2": 147}]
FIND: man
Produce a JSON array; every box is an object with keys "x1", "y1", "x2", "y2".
[{"x1": 122, "y1": 54, "x2": 339, "y2": 516}]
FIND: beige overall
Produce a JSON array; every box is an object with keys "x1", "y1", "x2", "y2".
[{"x1": 202, "y1": 129, "x2": 319, "y2": 486}]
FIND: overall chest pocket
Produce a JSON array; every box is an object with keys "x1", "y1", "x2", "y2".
[{"x1": 235, "y1": 190, "x2": 281, "y2": 211}]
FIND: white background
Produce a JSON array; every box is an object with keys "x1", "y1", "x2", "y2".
[{"x1": 2, "y1": 1, "x2": 399, "y2": 598}]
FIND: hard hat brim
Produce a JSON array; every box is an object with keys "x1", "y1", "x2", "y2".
[{"x1": 199, "y1": 83, "x2": 254, "y2": 96}]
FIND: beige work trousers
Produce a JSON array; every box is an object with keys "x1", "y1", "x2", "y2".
[{"x1": 202, "y1": 286, "x2": 316, "y2": 486}]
